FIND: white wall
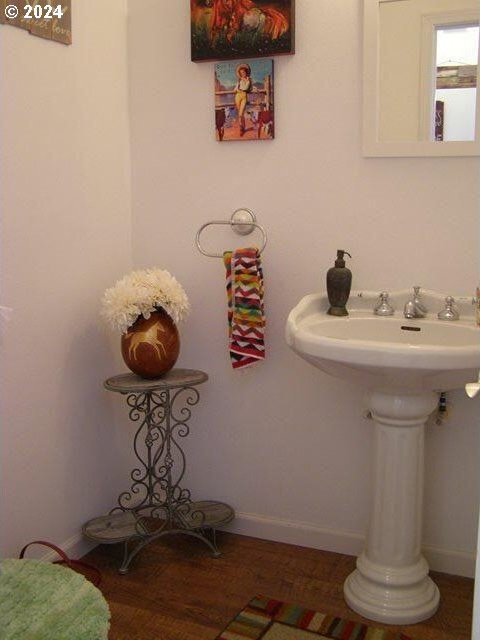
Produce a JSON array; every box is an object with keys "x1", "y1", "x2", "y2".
[
  {"x1": 0, "y1": 0, "x2": 132, "y2": 559},
  {"x1": 1, "y1": 0, "x2": 478, "y2": 577},
  {"x1": 128, "y1": 1, "x2": 480, "y2": 576}
]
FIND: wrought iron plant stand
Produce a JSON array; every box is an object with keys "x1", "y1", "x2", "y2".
[{"x1": 83, "y1": 369, "x2": 234, "y2": 573}]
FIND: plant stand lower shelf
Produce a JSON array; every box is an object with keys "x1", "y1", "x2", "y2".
[
  {"x1": 82, "y1": 370, "x2": 235, "y2": 574},
  {"x1": 83, "y1": 501, "x2": 234, "y2": 574}
]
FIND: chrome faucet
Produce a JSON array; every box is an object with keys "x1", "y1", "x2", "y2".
[
  {"x1": 374, "y1": 291, "x2": 394, "y2": 316},
  {"x1": 438, "y1": 296, "x2": 459, "y2": 321},
  {"x1": 404, "y1": 286, "x2": 428, "y2": 319}
]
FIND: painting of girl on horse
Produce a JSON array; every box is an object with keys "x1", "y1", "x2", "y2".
[
  {"x1": 191, "y1": 0, "x2": 294, "y2": 61},
  {"x1": 215, "y1": 59, "x2": 274, "y2": 141}
]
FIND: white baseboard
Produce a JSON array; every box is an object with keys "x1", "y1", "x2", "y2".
[
  {"x1": 224, "y1": 511, "x2": 364, "y2": 556},
  {"x1": 38, "y1": 533, "x2": 97, "y2": 562},
  {"x1": 225, "y1": 512, "x2": 476, "y2": 579},
  {"x1": 423, "y1": 544, "x2": 476, "y2": 579},
  {"x1": 33, "y1": 515, "x2": 475, "y2": 578}
]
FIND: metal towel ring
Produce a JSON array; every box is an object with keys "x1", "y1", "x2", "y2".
[{"x1": 195, "y1": 209, "x2": 268, "y2": 258}]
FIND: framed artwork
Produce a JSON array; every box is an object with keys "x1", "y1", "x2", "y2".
[
  {"x1": 191, "y1": 0, "x2": 294, "y2": 62},
  {"x1": 215, "y1": 59, "x2": 274, "y2": 141}
]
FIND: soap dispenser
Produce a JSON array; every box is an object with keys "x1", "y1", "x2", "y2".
[{"x1": 327, "y1": 250, "x2": 352, "y2": 316}]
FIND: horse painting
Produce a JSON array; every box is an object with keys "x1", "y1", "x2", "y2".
[{"x1": 191, "y1": 0, "x2": 294, "y2": 61}]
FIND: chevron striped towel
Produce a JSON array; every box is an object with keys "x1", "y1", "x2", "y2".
[{"x1": 223, "y1": 248, "x2": 265, "y2": 369}]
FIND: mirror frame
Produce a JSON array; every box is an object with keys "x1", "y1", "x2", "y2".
[{"x1": 363, "y1": 0, "x2": 480, "y2": 157}]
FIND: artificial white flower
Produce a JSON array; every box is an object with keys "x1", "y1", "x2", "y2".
[{"x1": 101, "y1": 268, "x2": 190, "y2": 334}]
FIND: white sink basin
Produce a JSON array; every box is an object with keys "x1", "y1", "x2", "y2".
[
  {"x1": 286, "y1": 292, "x2": 480, "y2": 392},
  {"x1": 286, "y1": 289, "x2": 480, "y2": 625}
]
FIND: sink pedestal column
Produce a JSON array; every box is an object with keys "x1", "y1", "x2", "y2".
[{"x1": 344, "y1": 390, "x2": 440, "y2": 625}]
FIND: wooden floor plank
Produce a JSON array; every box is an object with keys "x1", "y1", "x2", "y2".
[{"x1": 83, "y1": 532, "x2": 474, "y2": 640}]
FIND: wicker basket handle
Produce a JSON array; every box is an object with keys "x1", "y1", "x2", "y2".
[
  {"x1": 20, "y1": 540, "x2": 71, "y2": 563},
  {"x1": 19, "y1": 540, "x2": 102, "y2": 587}
]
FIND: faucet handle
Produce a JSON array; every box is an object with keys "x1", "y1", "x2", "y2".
[
  {"x1": 374, "y1": 291, "x2": 395, "y2": 316},
  {"x1": 412, "y1": 286, "x2": 428, "y2": 314},
  {"x1": 438, "y1": 296, "x2": 459, "y2": 321}
]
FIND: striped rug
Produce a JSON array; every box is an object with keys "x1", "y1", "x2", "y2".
[{"x1": 217, "y1": 596, "x2": 417, "y2": 640}]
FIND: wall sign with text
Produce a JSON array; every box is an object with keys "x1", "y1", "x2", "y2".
[{"x1": 0, "y1": 1, "x2": 72, "y2": 45}]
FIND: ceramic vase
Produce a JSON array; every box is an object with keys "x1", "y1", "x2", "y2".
[{"x1": 121, "y1": 309, "x2": 180, "y2": 379}]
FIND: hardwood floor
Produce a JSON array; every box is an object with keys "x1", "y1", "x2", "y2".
[{"x1": 84, "y1": 532, "x2": 474, "y2": 640}]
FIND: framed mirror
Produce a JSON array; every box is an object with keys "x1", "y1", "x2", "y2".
[{"x1": 363, "y1": 0, "x2": 480, "y2": 157}]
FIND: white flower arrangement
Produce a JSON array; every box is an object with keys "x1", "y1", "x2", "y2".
[{"x1": 101, "y1": 268, "x2": 190, "y2": 334}]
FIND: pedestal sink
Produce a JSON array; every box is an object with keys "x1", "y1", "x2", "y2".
[{"x1": 286, "y1": 290, "x2": 480, "y2": 625}]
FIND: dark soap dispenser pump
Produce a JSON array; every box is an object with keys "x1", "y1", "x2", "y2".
[{"x1": 327, "y1": 250, "x2": 352, "y2": 316}]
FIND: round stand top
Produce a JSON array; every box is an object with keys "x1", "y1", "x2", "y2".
[{"x1": 104, "y1": 369, "x2": 208, "y2": 393}]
